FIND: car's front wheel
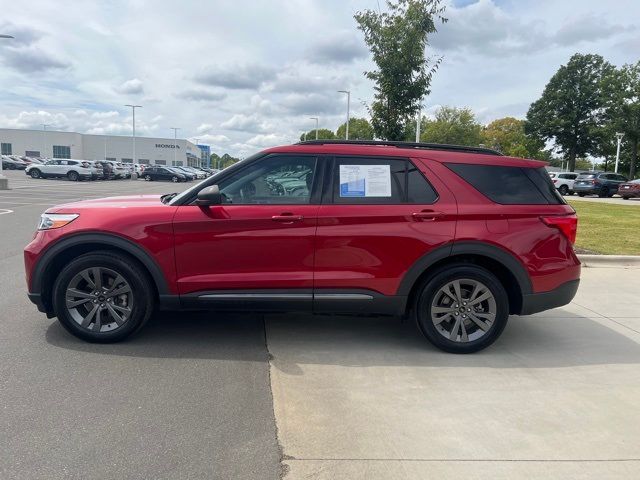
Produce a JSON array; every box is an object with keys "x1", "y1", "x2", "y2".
[
  {"x1": 558, "y1": 185, "x2": 569, "y2": 196},
  {"x1": 52, "y1": 251, "x2": 154, "y2": 343},
  {"x1": 30, "y1": 169, "x2": 41, "y2": 179},
  {"x1": 144, "y1": 174, "x2": 152, "y2": 181},
  {"x1": 414, "y1": 264, "x2": 509, "y2": 353},
  {"x1": 171, "y1": 176, "x2": 179, "y2": 183}
]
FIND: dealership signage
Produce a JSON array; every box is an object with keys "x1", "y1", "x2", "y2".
[{"x1": 155, "y1": 143, "x2": 180, "y2": 149}]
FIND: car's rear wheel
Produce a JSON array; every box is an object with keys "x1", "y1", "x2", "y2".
[
  {"x1": 67, "y1": 171, "x2": 79, "y2": 181},
  {"x1": 598, "y1": 187, "x2": 609, "y2": 198},
  {"x1": 577, "y1": 193, "x2": 585, "y2": 197},
  {"x1": 9, "y1": 163, "x2": 16, "y2": 170},
  {"x1": 52, "y1": 251, "x2": 154, "y2": 343},
  {"x1": 558, "y1": 185, "x2": 569, "y2": 196},
  {"x1": 414, "y1": 264, "x2": 509, "y2": 354},
  {"x1": 144, "y1": 174, "x2": 152, "y2": 181},
  {"x1": 622, "y1": 196, "x2": 629, "y2": 200},
  {"x1": 30, "y1": 169, "x2": 41, "y2": 179}
]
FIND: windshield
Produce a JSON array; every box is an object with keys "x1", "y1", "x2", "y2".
[{"x1": 168, "y1": 153, "x2": 260, "y2": 205}]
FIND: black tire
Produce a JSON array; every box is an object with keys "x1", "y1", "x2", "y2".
[
  {"x1": 598, "y1": 187, "x2": 609, "y2": 198},
  {"x1": 144, "y1": 174, "x2": 152, "y2": 181},
  {"x1": 577, "y1": 193, "x2": 585, "y2": 197},
  {"x1": 622, "y1": 196, "x2": 629, "y2": 200},
  {"x1": 558, "y1": 185, "x2": 569, "y2": 196},
  {"x1": 67, "y1": 171, "x2": 79, "y2": 181},
  {"x1": 9, "y1": 163, "x2": 16, "y2": 170},
  {"x1": 414, "y1": 264, "x2": 509, "y2": 354},
  {"x1": 30, "y1": 169, "x2": 41, "y2": 179},
  {"x1": 52, "y1": 251, "x2": 154, "y2": 343},
  {"x1": 171, "y1": 176, "x2": 179, "y2": 183}
]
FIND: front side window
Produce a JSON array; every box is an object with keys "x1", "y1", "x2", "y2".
[{"x1": 218, "y1": 155, "x2": 317, "y2": 205}]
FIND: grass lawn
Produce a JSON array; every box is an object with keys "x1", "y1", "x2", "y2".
[{"x1": 567, "y1": 199, "x2": 640, "y2": 255}]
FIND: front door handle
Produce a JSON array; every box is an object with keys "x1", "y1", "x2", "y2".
[
  {"x1": 412, "y1": 210, "x2": 445, "y2": 221},
  {"x1": 272, "y1": 214, "x2": 304, "y2": 222}
]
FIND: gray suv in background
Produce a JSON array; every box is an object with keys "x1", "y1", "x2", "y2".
[{"x1": 573, "y1": 172, "x2": 628, "y2": 197}]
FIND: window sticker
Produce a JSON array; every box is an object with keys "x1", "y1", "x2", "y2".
[{"x1": 339, "y1": 165, "x2": 391, "y2": 197}]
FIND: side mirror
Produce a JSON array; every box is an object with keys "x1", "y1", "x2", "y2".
[{"x1": 196, "y1": 185, "x2": 222, "y2": 206}]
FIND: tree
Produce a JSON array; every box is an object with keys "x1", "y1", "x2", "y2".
[
  {"x1": 525, "y1": 53, "x2": 614, "y2": 171},
  {"x1": 355, "y1": 0, "x2": 447, "y2": 140},
  {"x1": 482, "y1": 117, "x2": 544, "y2": 158},
  {"x1": 602, "y1": 62, "x2": 640, "y2": 178},
  {"x1": 421, "y1": 106, "x2": 482, "y2": 146},
  {"x1": 336, "y1": 118, "x2": 375, "y2": 140},
  {"x1": 299, "y1": 129, "x2": 336, "y2": 141}
]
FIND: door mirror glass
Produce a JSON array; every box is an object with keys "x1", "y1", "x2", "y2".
[{"x1": 196, "y1": 185, "x2": 222, "y2": 206}]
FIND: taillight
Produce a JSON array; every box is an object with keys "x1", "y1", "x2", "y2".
[
  {"x1": 541, "y1": 215, "x2": 578, "y2": 244},
  {"x1": 81, "y1": 162, "x2": 90, "y2": 168},
  {"x1": 553, "y1": 179, "x2": 558, "y2": 184}
]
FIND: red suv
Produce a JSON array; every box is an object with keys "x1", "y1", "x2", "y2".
[{"x1": 24, "y1": 141, "x2": 580, "y2": 353}]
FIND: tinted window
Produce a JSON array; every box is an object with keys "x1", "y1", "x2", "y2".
[
  {"x1": 615, "y1": 175, "x2": 627, "y2": 181},
  {"x1": 446, "y1": 163, "x2": 565, "y2": 205},
  {"x1": 578, "y1": 174, "x2": 596, "y2": 179},
  {"x1": 333, "y1": 157, "x2": 437, "y2": 204},
  {"x1": 218, "y1": 155, "x2": 317, "y2": 205}
]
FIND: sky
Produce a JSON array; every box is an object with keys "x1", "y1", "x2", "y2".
[{"x1": 0, "y1": 0, "x2": 638, "y2": 157}]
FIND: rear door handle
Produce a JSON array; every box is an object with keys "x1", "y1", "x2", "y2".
[
  {"x1": 272, "y1": 214, "x2": 304, "y2": 222},
  {"x1": 412, "y1": 211, "x2": 445, "y2": 221}
]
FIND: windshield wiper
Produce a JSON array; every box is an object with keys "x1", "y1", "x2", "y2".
[{"x1": 160, "y1": 192, "x2": 177, "y2": 204}]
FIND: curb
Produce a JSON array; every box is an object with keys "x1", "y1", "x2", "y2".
[{"x1": 578, "y1": 254, "x2": 640, "y2": 267}]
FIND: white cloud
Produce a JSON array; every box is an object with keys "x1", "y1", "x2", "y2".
[{"x1": 116, "y1": 78, "x2": 144, "y2": 95}]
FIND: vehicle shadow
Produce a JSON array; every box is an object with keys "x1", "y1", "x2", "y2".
[{"x1": 46, "y1": 308, "x2": 640, "y2": 370}]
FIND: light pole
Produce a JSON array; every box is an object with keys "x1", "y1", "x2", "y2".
[
  {"x1": 415, "y1": 107, "x2": 421, "y2": 143},
  {"x1": 615, "y1": 132, "x2": 624, "y2": 174},
  {"x1": 338, "y1": 90, "x2": 351, "y2": 140},
  {"x1": 310, "y1": 117, "x2": 319, "y2": 140},
  {"x1": 170, "y1": 127, "x2": 180, "y2": 166},
  {"x1": 125, "y1": 104, "x2": 141, "y2": 179},
  {"x1": 0, "y1": 35, "x2": 14, "y2": 187},
  {"x1": 41, "y1": 124, "x2": 50, "y2": 159}
]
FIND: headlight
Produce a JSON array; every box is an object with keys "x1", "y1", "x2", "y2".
[{"x1": 37, "y1": 213, "x2": 79, "y2": 230}]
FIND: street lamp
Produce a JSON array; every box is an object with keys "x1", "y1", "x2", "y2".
[
  {"x1": 416, "y1": 107, "x2": 421, "y2": 143},
  {"x1": 309, "y1": 117, "x2": 319, "y2": 140},
  {"x1": 0, "y1": 34, "x2": 15, "y2": 188},
  {"x1": 338, "y1": 90, "x2": 351, "y2": 140},
  {"x1": 615, "y1": 132, "x2": 624, "y2": 174},
  {"x1": 41, "y1": 124, "x2": 50, "y2": 159},
  {"x1": 170, "y1": 127, "x2": 180, "y2": 166},
  {"x1": 125, "y1": 104, "x2": 141, "y2": 179}
]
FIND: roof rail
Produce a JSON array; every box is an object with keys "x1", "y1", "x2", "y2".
[{"x1": 295, "y1": 139, "x2": 503, "y2": 156}]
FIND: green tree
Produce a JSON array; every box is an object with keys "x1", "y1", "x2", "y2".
[
  {"x1": 525, "y1": 53, "x2": 614, "y2": 171},
  {"x1": 355, "y1": 0, "x2": 447, "y2": 140},
  {"x1": 421, "y1": 106, "x2": 482, "y2": 146},
  {"x1": 336, "y1": 118, "x2": 375, "y2": 140},
  {"x1": 299, "y1": 129, "x2": 336, "y2": 141},
  {"x1": 482, "y1": 117, "x2": 544, "y2": 158},
  {"x1": 602, "y1": 62, "x2": 640, "y2": 178}
]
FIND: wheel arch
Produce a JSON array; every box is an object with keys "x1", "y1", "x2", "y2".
[
  {"x1": 399, "y1": 242, "x2": 532, "y2": 316},
  {"x1": 32, "y1": 233, "x2": 171, "y2": 314}
]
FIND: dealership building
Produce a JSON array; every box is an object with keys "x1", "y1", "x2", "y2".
[{"x1": 0, "y1": 128, "x2": 209, "y2": 167}]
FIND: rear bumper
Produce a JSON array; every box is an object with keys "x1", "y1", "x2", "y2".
[{"x1": 519, "y1": 279, "x2": 580, "y2": 315}]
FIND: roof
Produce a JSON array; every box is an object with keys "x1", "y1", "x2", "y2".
[{"x1": 264, "y1": 140, "x2": 548, "y2": 168}]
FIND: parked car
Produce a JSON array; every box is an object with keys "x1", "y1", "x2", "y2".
[
  {"x1": 108, "y1": 161, "x2": 127, "y2": 179},
  {"x1": 548, "y1": 172, "x2": 578, "y2": 196},
  {"x1": 24, "y1": 140, "x2": 580, "y2": 353},
  {"x1": 25, "y1": 159, "x2": 94, "y2": 181},
  {"x1": 573, "y1": 172, "x2": 628, "y2": 197},
  {"x1": 142, "y1": 166, "x2": 188, "y2": 182},
  {"x1": 618, "y1": 179, "x2": 640, "y2": 199},
  {"x1": 85, "y1": 161, "x2": 104, "y2": 180},
  {"x1": 94, "y1": 161, "x2": 114, "y2": 180},
  {"x1": 169, "y1": 167, "x2": 195, "y2": 181},
  {"x1": 2, "y1": 155, "x2": 27, "y2": 170},
  {"x1": 183, "y1": 166, "x2": 207, "y2": 179}
]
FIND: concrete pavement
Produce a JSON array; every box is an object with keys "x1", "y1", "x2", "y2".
[{"x1": 269, "y1": 266, "x2": 640, "y2": 479}]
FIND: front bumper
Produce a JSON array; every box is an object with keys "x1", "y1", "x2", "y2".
[{"x1": 520, "y1": 279, "x2": 580, "y2": 315}]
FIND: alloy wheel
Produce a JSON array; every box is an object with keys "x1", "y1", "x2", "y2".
[
  {"x1": 430, "y1": 278, "x2": 496, "y2": 343},
  {"x1": 65, "y1": 267, "x2": 133, "y2": 333}
]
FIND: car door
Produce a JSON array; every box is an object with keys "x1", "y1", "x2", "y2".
[
  {"x1": 172, "y1": 154, "x2": 322, "y2": 310},
  {"x1": 313, "y1": 156, "x2": 457, "y2": 313}
]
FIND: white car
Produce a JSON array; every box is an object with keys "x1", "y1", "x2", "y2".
[
  {"x1": 25, "y1": 159, "x2": 94, "y2": 181},
  {"x1": 549, "y1": 172, "x2": 578, "y2": 196}
]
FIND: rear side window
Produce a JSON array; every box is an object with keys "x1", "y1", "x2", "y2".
[
  {"x1": 446, "y1": 163, "x2": 566, "y2": 205},
  {"x1": 332, "y1": 157, "x2": 438, "y2": 204}
]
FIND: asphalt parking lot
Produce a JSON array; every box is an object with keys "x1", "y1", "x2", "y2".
[{"x1": 1, "y1": 169, "x2": 639, "y2": 479}]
